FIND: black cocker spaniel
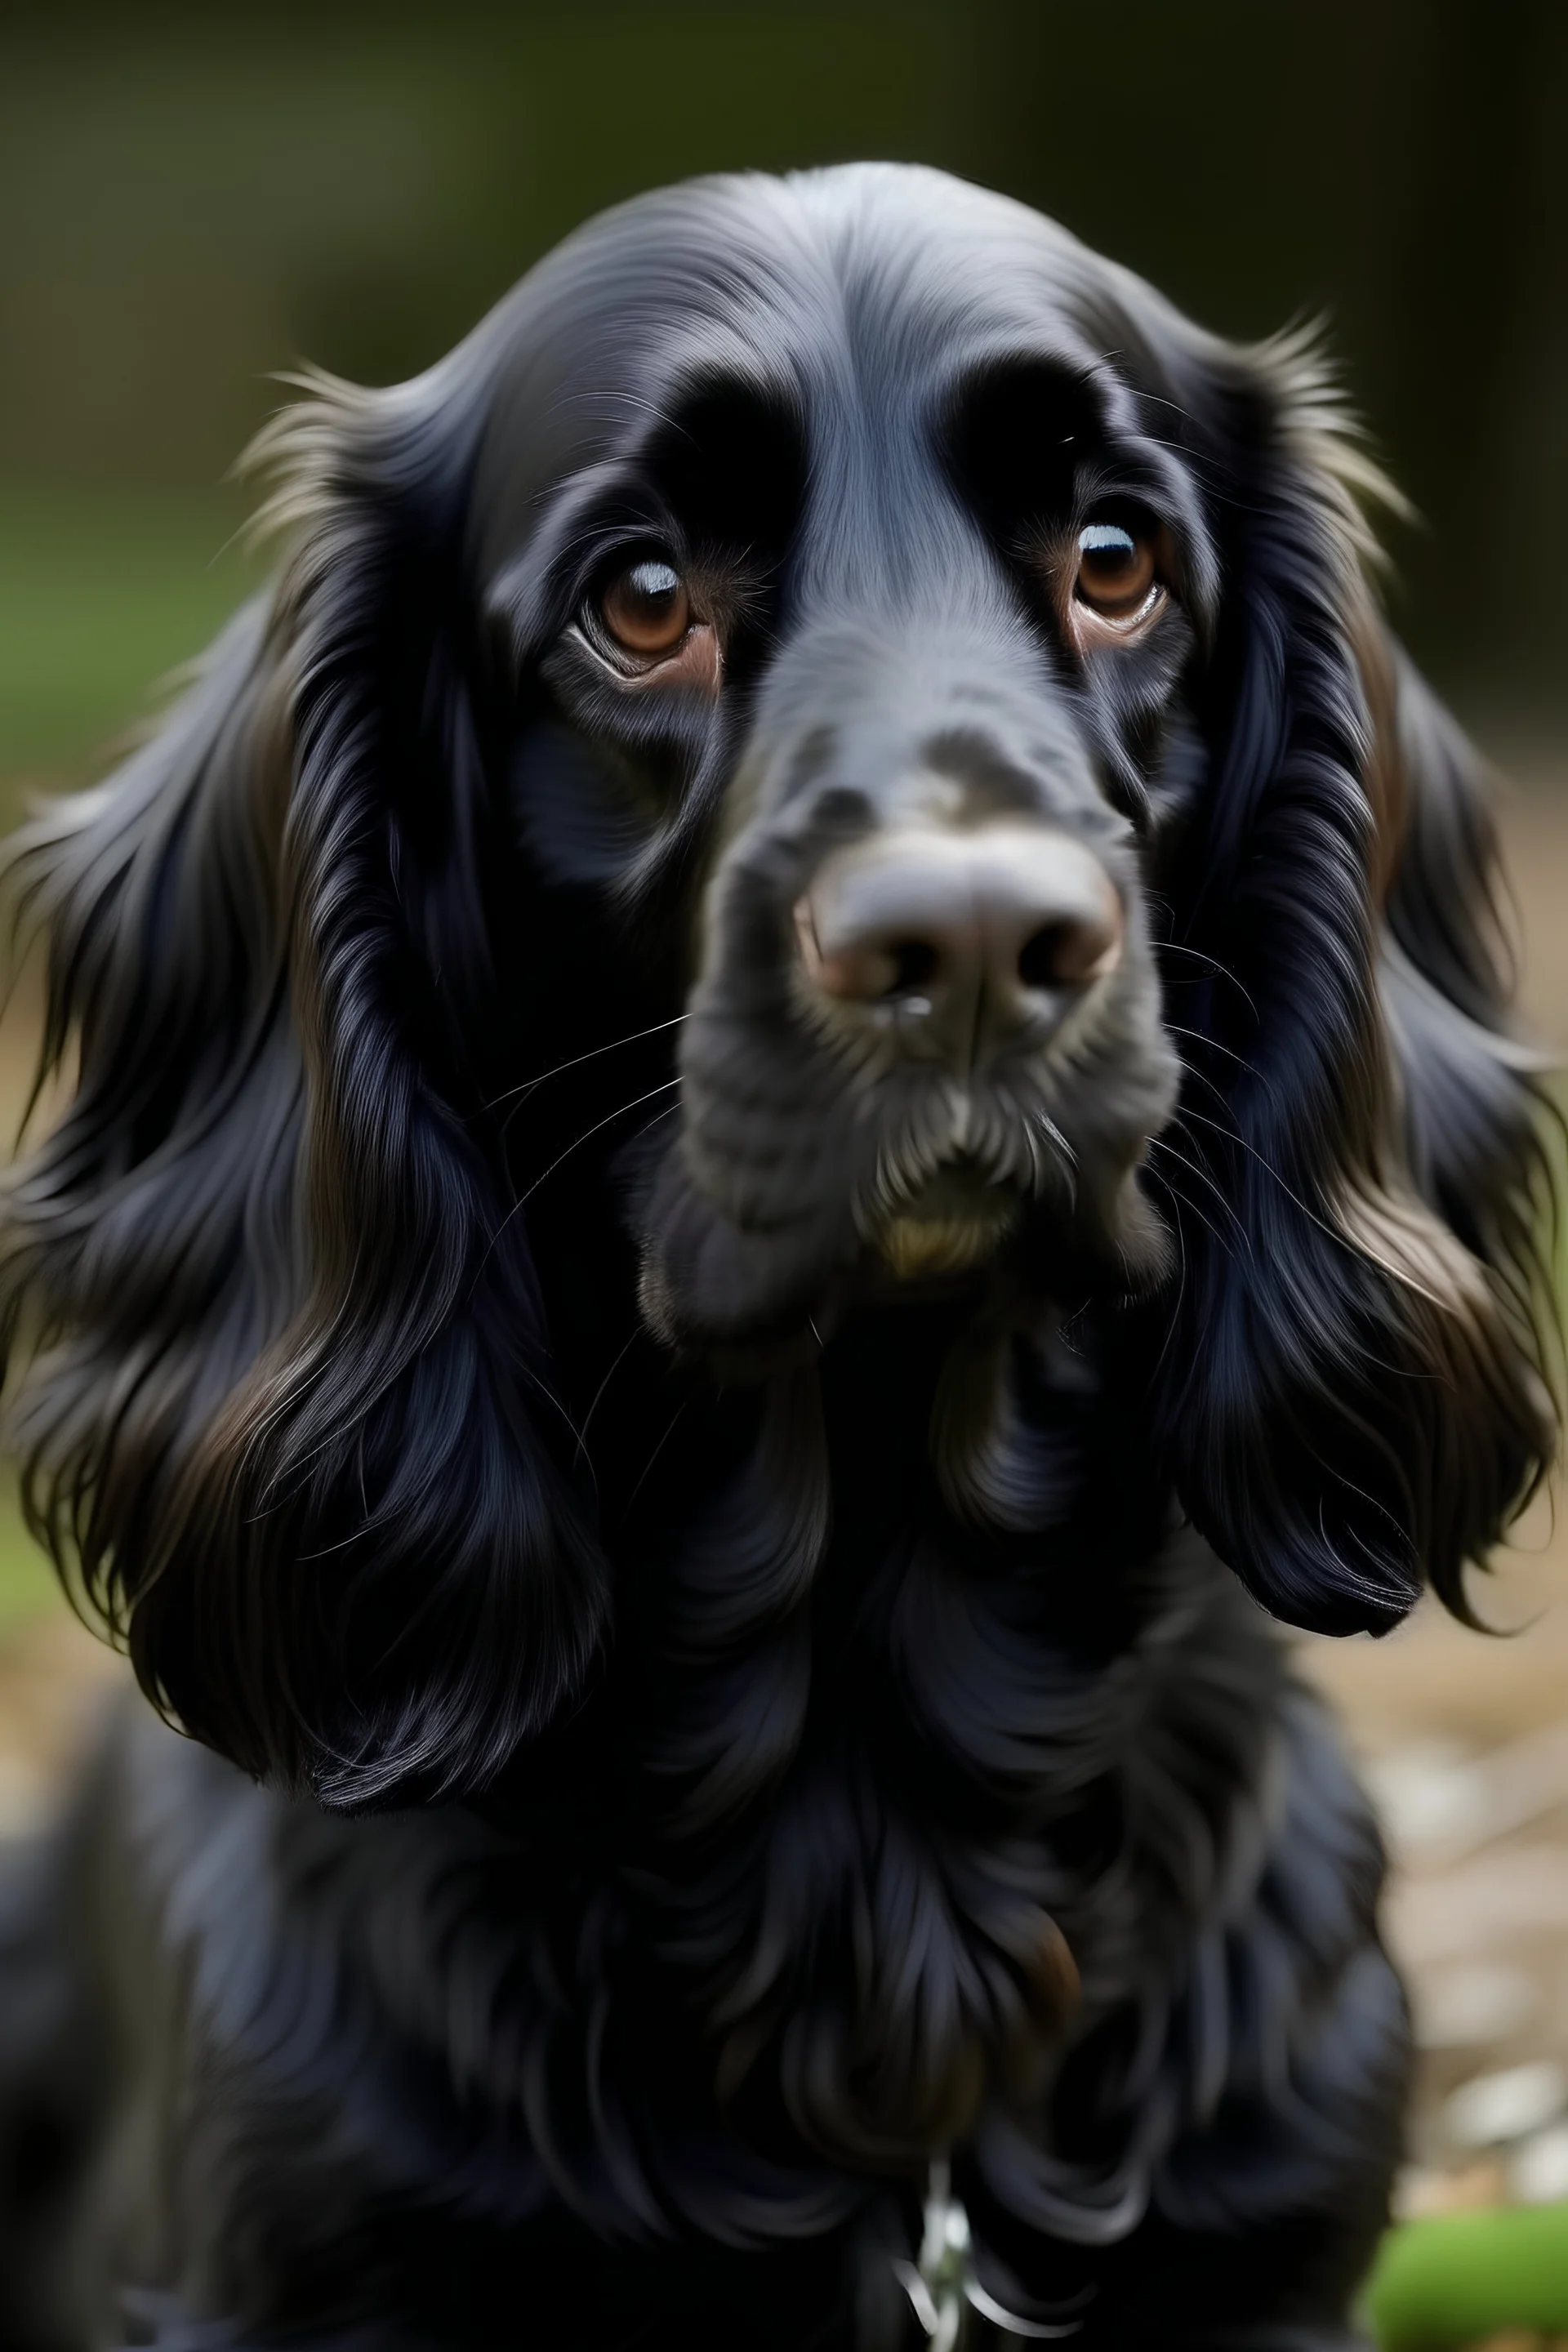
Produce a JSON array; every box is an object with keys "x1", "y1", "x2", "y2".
[{"x1": 0, "y1": 165, "x2": 1555, "y2": 2352}]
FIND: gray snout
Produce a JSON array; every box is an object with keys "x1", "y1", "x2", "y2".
[{"x1": 794, "y1": 823, "x2": 1124, "y2": 1062}]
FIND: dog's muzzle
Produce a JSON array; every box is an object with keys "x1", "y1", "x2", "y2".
[{"x1": 639, "y1": 621, "x2": 1178, "y2": 1348}]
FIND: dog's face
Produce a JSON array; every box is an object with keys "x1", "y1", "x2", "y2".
[
  {"x1": 4, "y1": 165, "x2": 1554, "y2": 1808},
  {"x1": 469, "y1": 173, "x2": 1202, "y2": 1348}
]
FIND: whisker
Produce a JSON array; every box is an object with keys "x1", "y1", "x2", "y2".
[
  {"x1": 1155, "y1": 943, "x2": 1259, "y2": 1019},
  {"x1": 621, "y1": 1398, "x2": 689, "y2": 1521},
  {"x1": 474, "y1": 1077, "x2": 683, "y2": 1290},
  {"x1": 517, "y1": 1359, "x2": 596, "y2": 1486},
  {"x1": 1147, "y1": 1132, "x2": 1250, "y2": 1252},
  {"x1": 1165, "y1": 1021, "x2": 1274, "y2": 1098},
  {"x1": 482, "y1": 1013, "x2": 688, "y2": 1113},
  {"x1": 572, "y1": 1325, "x2": 645, "y2": 1475},
  {"x1": 1170, "y1": 1055, "x2": 1244, "y2": 1119},
  {"x1": 1144, "y1": 1157, "x2": 1234, "y2": 1264},
  {"x1": 1146, "y1": 1174, "x2": 1190, "y2": 1375},
  {"x1": 515, "y1": 1076, "x2": 683, "y2": 1211},
  {"x1": 1174, "y1": 1105, "x2": 1364, "y2": 1261},
  {"x1": 1036, "y1": 1112, "x2": 1077, "y2": 1169},
  {"x1": 546, "y1": 384, "x2": 695, "y2": 442},
  {"x1": 1033, "y1": 1112, "x2": 1077, "y2": 1208}
]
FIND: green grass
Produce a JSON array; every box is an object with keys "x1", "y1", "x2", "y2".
[
  {"x1": 1368, "y1": 2203, "x2": 1568, "y2": 2348},
  {"x1": 0, "y1": 1486, "x2": 60, "y2": 1632},
  {"x1": 0, "y1": 479, "x2": 260, "y2": 794}
]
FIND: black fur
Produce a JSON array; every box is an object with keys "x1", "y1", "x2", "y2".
[{"x1": 0, "y1": 166, "x2": 1554, "y2": 2350}]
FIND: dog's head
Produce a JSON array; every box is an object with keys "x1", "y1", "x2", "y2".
[{"x1": 2, "y1": 167, "x2": 1554, "y2": 1806}]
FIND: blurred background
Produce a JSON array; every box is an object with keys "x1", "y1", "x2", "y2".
[{"x1": 2, "y1": 0, "x2": 1567, "y2": 2252}]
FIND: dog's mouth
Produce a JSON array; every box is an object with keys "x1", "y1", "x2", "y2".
[
  {"x1": 863, "y1": 1156, "x2": 1023, "y2": 1285},
  {"x1": 636, "y1": 1067, "x2": 1174, "y2": 1364}
]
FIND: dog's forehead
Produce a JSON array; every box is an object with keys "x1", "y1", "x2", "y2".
[{"x1": 466, "y1": 166, "x2": 1159, "y2": 565}]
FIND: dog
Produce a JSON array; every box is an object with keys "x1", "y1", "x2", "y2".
[{"x1": 0, "y1": 163, "x2": 1554, "y2": 2351}]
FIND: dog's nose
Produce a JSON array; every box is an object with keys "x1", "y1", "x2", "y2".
[{"x1": 794, "y1": 825, "x2": 1122, "y2": 1053}]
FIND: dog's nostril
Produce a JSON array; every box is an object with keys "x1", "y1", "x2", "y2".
[
  {"x1": 1018, "y1": 923, "x2": 1071, "y2": 991},
  {"x1": 1018, "y1": 905, "x2": 1122, "y2": 991},
  {"x1": 883, "y1": 939, "x2": 940, "y2": 997}
]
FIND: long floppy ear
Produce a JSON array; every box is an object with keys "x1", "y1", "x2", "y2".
[
  {"x1": 1152, "y1": 329, "x2": 1557, "y2": 1637},
  {"x1": 0, "y1": 376, "x2": 607, "y2": 1806}
]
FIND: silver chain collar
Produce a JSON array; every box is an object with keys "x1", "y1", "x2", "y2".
[{"x1": 893, "y1": 2161, "x2": 1086, "y2": 2348}]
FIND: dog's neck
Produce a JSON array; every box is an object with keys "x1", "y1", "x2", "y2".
[{"x1": 496, "y1": 1258, "x2": 1241, "y2": 2172}]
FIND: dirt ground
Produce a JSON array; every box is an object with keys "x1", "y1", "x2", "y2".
[{"x1": 3, "y1": 768, "x2": 1568, "y2": 2220}]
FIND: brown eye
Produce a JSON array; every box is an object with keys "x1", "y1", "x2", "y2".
[
  {"x1": 600, "y1": 559, "x2": 692, "y2": 657},
  {"x1": 1074, "y1": 522, "x2": 1156, "y2": 618}
]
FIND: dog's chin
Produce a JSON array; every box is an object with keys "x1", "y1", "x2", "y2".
[
  {"x1": 637, "y1": 1128, "x2": 1171, "y2": 1372},
  {"x1": 866, "y1": 1160, "x2": 1172, "y2": 1305},
  {"x1": 866, "y1": 1161, "x2": 1022, "y2": 1286}
]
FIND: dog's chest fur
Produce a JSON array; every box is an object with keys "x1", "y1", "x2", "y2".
[
  {"x1": 486, "y1": 1333, "x2": 1298, "y2": 2185},
  {"x1": 98, "y1": 1439, "x2": 1348, "y2": 2308},
  {"x1": 642, "y1": 1521, "x2": 1286, "y2": 2169}
]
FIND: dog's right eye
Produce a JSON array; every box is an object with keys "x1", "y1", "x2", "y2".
[{"x1": 599, "y1": 559, "x2": 693, "y2": 657}]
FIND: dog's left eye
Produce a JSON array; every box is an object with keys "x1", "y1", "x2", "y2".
[
  {"x1": 1074, "y1": 522, "x2": 1157, "y2": 619},
  {"x1": 599, "y1": 559, "x2": 693, "y2": 657}
]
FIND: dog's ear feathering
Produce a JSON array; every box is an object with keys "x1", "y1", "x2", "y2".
[
  {"x1": 0, "y1": 373, "x2": 609, "y2": 1809},
  {"x1": 1148, "y1": 320, "x2": 1557, "y2": 1637}
]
